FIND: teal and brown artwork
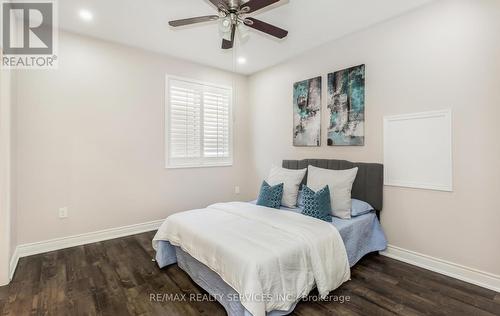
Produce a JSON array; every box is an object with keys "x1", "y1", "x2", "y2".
[
  {"x1": 327, "y1": 65, "x2": 365, "y2": 146},
  {"x1": 293, "y1": 76, "x2": 321, "y2": 147}
]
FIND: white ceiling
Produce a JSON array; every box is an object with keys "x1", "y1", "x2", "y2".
[{"x1": 58, "y1": 0, "x2": 433, "y2": 75}]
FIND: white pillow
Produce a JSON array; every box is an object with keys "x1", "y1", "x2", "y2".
[
  {"x1": 306, "y1": 165, "x2": 358, "y2": 219},
  {"x1": 267, "y1": 166, "x2": 307, "y2": 208}
]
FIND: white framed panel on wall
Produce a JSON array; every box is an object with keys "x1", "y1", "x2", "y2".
[{"x1": 384, "y1": 109, "x2": 453, "y2": 192}]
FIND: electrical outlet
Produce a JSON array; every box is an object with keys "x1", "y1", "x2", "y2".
[
  {"x1": 234, "y1": 186, "x2": 240, "y2": 194},
  {"x1": 59, "y1": 207, "x2": 68, "y2": 219}
]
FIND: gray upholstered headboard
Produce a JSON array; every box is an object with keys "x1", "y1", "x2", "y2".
[{"x1": 282, "y1": 159, "x2": 384, "y2": 215}]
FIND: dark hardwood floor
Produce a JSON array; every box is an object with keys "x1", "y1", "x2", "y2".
[{"x1": 1, "y1": 231, "x2": 499, "y2": 316}]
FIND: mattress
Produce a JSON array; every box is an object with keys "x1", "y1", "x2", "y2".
[{"x1": 154, "y1": 202, "x2": 387, "y2": 316}]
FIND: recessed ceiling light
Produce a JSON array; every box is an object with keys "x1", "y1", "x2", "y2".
[
  {"x1": 237, "y1": 57, "x2": 247, "y2": 65},
  {"x1": 79, "y1": 10, "x2": 93, "y2": 21}
]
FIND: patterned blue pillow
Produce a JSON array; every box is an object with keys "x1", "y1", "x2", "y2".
[
  {"x1": 257, "y1": 181, "x2": 284, "y2": 209},
  {"x1": 301, "y1": 185, "x2": 332, "y2": 222}
]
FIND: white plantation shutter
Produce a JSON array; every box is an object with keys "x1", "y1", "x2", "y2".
[
  {"x1": 203, "y1": 89, "x2": 230, "y2": 158},
  {"x1": 169, "y1": 81, "x2": 202, "y2": 160},
  {"x1": 166, "y1": 77, "x2": 232, "y2": 168}
]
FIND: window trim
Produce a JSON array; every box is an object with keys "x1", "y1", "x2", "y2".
[{"x1": 165, "y1": 75, "x2": 234, "y2": 169}]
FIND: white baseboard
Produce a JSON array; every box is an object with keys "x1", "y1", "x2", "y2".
[
  {"x1": 380, "y1": 245, "x2": 500, "y2": 293},
  {"x1": 9, "y1": 219, "x2": 164, "y2": 280},
  {"x1": 9, "y1": 247, "x2": 19, "y2": 281}
]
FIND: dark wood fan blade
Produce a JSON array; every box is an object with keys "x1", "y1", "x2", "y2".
[
  {"x1": 221, "y1": 24, "x2": 236, "y2": 49},
  {"x1": 208, "y1": 0, "x2": 228, "y2": 10},
  {"x1": 241, "y1": 0, "x2": 280, "y2": 13},
  {"x1": 245, "y1": 17, "x2": 288, "y2": 39},
  {"x1": 169, "y1": 15, "x2": 219, "y2": 27}
]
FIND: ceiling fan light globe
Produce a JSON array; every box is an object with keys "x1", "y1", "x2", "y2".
[
  {"x1": 238, "y1": 23, "x2": 250, "y2": 40},
  {"x1": 219, "y1": 17, "x2": 232, "y2": 33},
  {"x1": 219, "y1": 18, "x2": 233, "y2": 41}
]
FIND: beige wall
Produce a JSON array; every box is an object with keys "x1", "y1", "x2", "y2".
[
  {"x1": 1, "y1": 5, "x2": 18, "y2": 285},
  {"x1": 14, "y1": 31, "x2": 252, "y2": 244},
  {"x1": 0, "y1": 64, "x2": 14, "y2": 285},
  {"x1": 10, "y1": 70, "x2": 17, "y2": 262},
  {"x1": 248, "y1": 0, "x2": 500, "y2": 275}
]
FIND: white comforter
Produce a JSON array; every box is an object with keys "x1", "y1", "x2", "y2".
[{"x1": 153, "y1": 202, "x2": 350, "y2": 316}]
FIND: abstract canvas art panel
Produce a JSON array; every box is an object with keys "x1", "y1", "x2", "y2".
[
  {"x1": 327, "y1": 65, "x2": 365, "y2": 146},
  {"x1": 293, "y1": 76, "x2": 322, "y2": 147}
]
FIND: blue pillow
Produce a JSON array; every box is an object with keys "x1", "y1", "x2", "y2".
[
  {"x1": 299, "y1": 188, "x2": 374, "y2": 217},
  {"x1": 301, "y1": 185, "x2": 332, "y2": 222},
  {"x1": 351, "y1": 199, "x2": 374, "y2": 217},
  {"x1": 257, "y1": 181, "x2": 284, "y2": 209}
]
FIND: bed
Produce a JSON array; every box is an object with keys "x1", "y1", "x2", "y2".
[{"x1": 153, "y1": 159, "x2": 387, "y2": 316}]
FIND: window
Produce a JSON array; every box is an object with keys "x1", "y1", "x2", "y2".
[{"x1": 166, "y1": 76, "x2": 232, "y2": 168}]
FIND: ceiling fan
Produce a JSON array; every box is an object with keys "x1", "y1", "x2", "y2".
[{"x1": 168, "y1": 0, "x2": 288, "y2": 49}]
